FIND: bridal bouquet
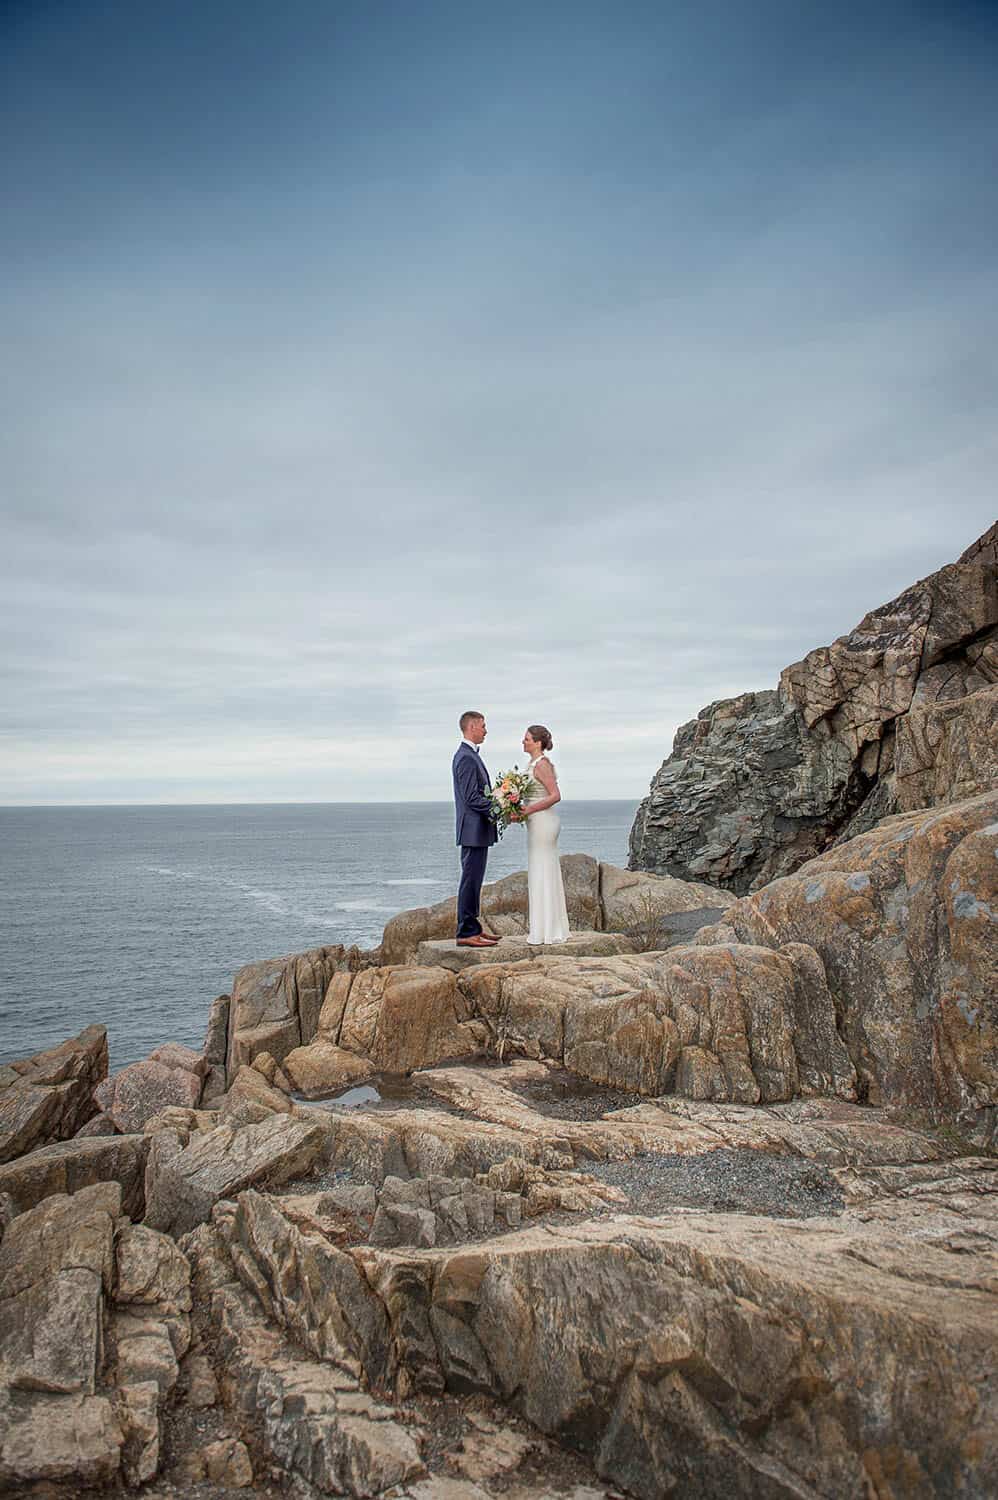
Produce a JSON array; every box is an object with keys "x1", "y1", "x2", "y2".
[{"x1": 486, "y1": 767, "x2": 532, "y2": 836}]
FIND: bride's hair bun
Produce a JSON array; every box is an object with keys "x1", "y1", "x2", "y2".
[{"x1": 527, "y1": 724, "x2": 553, "y2": 751}]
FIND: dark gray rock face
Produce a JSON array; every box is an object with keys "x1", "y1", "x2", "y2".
[{"x1": 630, "y1": 523, "x2": 998, "y2": 893}]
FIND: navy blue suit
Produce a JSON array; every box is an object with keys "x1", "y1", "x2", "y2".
[{"x1": 452, "y1": 742, "x2": 498, "y2": 938}]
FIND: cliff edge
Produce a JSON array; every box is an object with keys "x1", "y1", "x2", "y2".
[{"x1": 629, "y1": 521, "x2": 998, "y2": 892}]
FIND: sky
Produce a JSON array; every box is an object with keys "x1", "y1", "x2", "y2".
[{"x1": 2, "y1": 0, "x2": 996, "y2": 805}]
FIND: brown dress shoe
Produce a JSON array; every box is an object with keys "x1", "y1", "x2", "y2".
[{"x1": 456, "y1": 935, "x2": 495, "y2": 947}]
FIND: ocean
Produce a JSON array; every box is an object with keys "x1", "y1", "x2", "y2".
[{"x1": 0, "y1": 801, "x2": 638, "y2": 1073}]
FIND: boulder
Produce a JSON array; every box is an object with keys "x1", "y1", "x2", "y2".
[
  {"x1": 323, "y1": 966, "x2": 486, "y2": 1075},
  {"x1": 598, "y1": 864, "x2": 734, "y2": 943},
  {"x1": 95, "y1": 1054, "x2": 204, "y2": 1133},
  {"x1": 694, "y1": 790, "x2": 998, "y2": 1135},
  {"x1": 0, "y1": 1183, "x2": 125, "y2": 1490},
  {"x1": 221, "y1": 1064, "x2": 295, "y2": 1116},
  {"x1": 226, "y1": 944, "x2": 364, "y2": 1075},
  {"x1": 630, "y1": 523, "x2": 998, "y2": 892},
  {"x1": 148, "y1": 1041, "x2": 208, "y2": 1078},
  {"x1": 283, "y1": 1042, "x2": 375, "y2": 1097},
  {"x1": 0, "y1": 1391, "x2": 123, "y2": 1491},
  {"x1": 191, "y1": 1437, "x2": 253, "y2": 1487},
  {"x1": 0, "y1": 1026, "x2": 108, "y2": 1163},
  {"x1": 0, "y1": 1133, "x2": 149, "y2": 1218},
  {"x1": 143, "y1": 1112, "x2": 327, "y2": 1236}
]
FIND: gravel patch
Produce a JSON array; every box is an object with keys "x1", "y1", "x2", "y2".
[
  {"x1": 505, "y1": 1067, "x2": 645, "y2": 1121},
  {"x1": 587, "y1": 1148, "x2": 845, "y2": 1219}
]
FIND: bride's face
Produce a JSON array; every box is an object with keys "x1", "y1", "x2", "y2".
[{"x1": 522, "y1": 731, "x2": 539, "y2": 756}]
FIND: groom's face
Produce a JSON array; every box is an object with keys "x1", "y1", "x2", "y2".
[{"x1": 467, "y1": 717, "x2": 487, "y2": 745}]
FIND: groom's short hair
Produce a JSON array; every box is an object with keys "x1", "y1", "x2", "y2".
[{"x1": 459, "y1": 710, "x2": 484, "y2": 732}]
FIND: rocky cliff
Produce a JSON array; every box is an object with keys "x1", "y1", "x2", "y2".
[
  {"x1": 1, "y1": 767, "x2": 996, "y2": 1493},
  {"x1": 629, "y1": 522, "x2": 998, "y2": 892}
]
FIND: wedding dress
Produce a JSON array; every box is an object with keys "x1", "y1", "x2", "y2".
[{"x1": 525, "y1": 755, "x2": 570, "y2": 944}]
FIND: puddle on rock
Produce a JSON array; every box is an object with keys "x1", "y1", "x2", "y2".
[{"x1": 294, "y1": 1074, "x2": 457, "y2": 1114}]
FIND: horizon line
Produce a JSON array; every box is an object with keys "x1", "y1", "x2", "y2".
[{"x1": 0, "y1": 797, "x2": 642, "y2": 810}]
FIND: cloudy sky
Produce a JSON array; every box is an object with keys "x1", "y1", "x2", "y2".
[{"x1": 2, "y1": 0, "x2": 995, "y2": 805}]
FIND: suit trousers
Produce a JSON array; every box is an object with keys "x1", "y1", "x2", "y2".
[{"x1": 456, "y1": 845, "x2": 488, "y2": 938}]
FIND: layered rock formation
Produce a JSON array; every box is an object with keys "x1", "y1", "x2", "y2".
[
  {"x1": 4, "y1": 1045, "x2": 994, "y2": 1498},
  {"x1": 695, "y1": 787, "x2": 998, "y2": 1143},
  {"x1": 223, "y1": 858, "x2": 732, "y2": 1077},
  {"x1": 630, "y1": 522, "x2": 998, "y2": 892}
]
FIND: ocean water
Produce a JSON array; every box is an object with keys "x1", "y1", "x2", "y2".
[{"x1": 0, "y1": 801, "x2": 637, "y2": 1073}]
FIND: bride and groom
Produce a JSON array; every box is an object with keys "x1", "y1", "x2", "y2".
[{"x1": 452, "y1": 710, "x2": 570, "y2": 949}]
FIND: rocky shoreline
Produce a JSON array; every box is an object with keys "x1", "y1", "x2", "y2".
[{"x1": 0, "y1": 525, "x2": 995, "y2": 1498}]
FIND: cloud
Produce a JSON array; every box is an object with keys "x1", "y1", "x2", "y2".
[{"x1": 1, "y1": 1, "x2": 996, "y2": 802}]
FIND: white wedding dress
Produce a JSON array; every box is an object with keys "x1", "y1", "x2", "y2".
[{"x1": 525, "y1": 755, "x2": 570, "y2": 944}]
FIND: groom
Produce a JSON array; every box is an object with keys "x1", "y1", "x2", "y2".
[{"x1": 452, "y1": 711, "x2": 500, "y2": 948}]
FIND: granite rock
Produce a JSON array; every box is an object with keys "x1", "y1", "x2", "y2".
[
  {"x1": 630, "y1": 523, "x2": 998, "y2": 893},
  {"x1": 694, "y1": 789, "x2": 998, "y2": 1134},
  {"x1": 144, "y1": 1111, "x2": 327, "y2": 1235},
  {"x1": 0, "y1": 1183, "x2": 125, "y2": 1490},
  {"x1": 95, "y1": 1055, "x2": 203, "y2": 1134},
  {"x1": 0, "y1": 1132, "x2": 149, "y2": 1218},
  {"x1": 226, "y1": 943, "x2": 366, "y2": 1075},
  {"x1": 365, "y1": 1211, "x2": 998, "y2": 1499},
  {"x1": 0, "y1": 1026, "x2": 108, "y2": 1163}
]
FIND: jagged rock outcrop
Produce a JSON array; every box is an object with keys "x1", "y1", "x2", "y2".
[
  {"x1": 168, "y1": 1067, "x2": 998, "y2": 1500},
  {"x1": 0, "y1": 1180, "x2": 194, "y2": 1492},
  {"x1": 276, "y1": 932, "x2": 853, "y2": 1109},
  {"x1": 226, "y1": 943, "x2": 367, "y2": 1077},
  {"x1": 630, "y1": 522, "x2": 998, "y2": 892},
  {"x1": 232, "y1": 794, "x2": 996, "y2": 1123},
  {"x1": 230, "y1": 865, "x2": 732, "y2": 1085},
  {"x1": 694, "y1": 788, "x2": 998, "y2": 1140},
  {"x1": 2, "y1": 1035, "x2": 995, "y2": 1496},
  {"x1": 0, "y1": 1131, "x2": 149, "y2": 1218},
  {"x1": 362, "y1": 1209, "x2": 997, "y2": 1499},
  {"x1": 0, "y1": 1026, "x2": 107, "y2": 1163}
]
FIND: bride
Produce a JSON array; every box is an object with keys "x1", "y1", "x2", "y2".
[{"x1": 517, "y1": 725, "x2": 570, "y2": 944}]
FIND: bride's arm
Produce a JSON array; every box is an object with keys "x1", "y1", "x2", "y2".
[{"x1": 524, "y1": 758, "x2": 561, "y2": 815}]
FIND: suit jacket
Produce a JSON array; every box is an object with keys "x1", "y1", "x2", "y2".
[{"x1": 452, "y1": 742, "x2": 498, "y2": 848}]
